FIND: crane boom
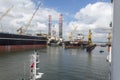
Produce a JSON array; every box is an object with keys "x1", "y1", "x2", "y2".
[
  {"x1": 73, "y1": 26, "x2": 78, "y2": 33},
  {"x1": 69, "y1": 26, "x2": 78, "y2": 41},
  {"x1": 0, "y1": 5, "x2": 13, "y2": 21},
  {"x1": 24, "y1": 2, "x2": 41, "y2": 34}
]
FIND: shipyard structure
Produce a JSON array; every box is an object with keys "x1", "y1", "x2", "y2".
[{"x1": 47, "y1": 14, "x2": 96, "y2": 52}]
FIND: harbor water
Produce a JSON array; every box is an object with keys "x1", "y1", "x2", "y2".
[{"x1": 0, "y1": 46, "x2": 109, "y2": 80}]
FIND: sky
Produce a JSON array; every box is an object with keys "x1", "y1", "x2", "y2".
[{"x1": 0, "y1": 0, "x2": 112, "y2": 42}]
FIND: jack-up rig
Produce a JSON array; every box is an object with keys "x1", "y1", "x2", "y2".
[{"x1": 47, "y1": 14, "x2": 63, "y2": 46}]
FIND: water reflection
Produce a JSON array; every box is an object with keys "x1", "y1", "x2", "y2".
[{"x1": 0, "y1": 46, "x2": 109, "y2": 80}]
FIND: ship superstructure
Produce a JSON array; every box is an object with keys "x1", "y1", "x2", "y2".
[{"x1": 30, "y1": 50, "x2": 44, "y2": 80}]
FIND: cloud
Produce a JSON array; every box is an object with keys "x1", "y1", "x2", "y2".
[
  {"x1": 0, "y1": 0, "x2": 60, "y2": 34},
  {"x1": 64, "y1": 2, "x2": 112, "y2": 41},
  {"x1": 0, "y1": 1, "x2": 112, "y2": 42},
  {"x1": 75, "y1": 2, "x2": 112, "y2": 28}
]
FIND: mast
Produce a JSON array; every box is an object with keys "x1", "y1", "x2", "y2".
[{"x1": 30, "y1": 50, "x2": 43, "y2": 80}]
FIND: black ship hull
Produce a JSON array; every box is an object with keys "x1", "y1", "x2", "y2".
[{"x1": 0, "y1": 32, "x2": 47, "y2": 52}]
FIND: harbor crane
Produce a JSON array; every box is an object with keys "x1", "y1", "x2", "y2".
[
  {"x1": 0, "y1": 5, "x2": 13, "y2": 32},
  {"x1": 69, "y1": 26, "x2": 78, "y2": 41},
  {"x1": 17, "y1": 2, "x2": 41, "y2": 34},
  {"x1": 87, "y1": 29, "x2": 92, "y2": 44},
  {"x1": 0, "y1": 5, "x2": 13, "y2": 21}
]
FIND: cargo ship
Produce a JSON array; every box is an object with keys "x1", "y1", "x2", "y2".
[
  {"x1": 0, "y1": 32, "x2": 47, "y2": 52},
  {"x1": 0, "y1": 2, "x2": 48, "y2": 52}
]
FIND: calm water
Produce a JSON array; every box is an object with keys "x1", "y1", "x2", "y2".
[{"x1": 0, "y1": 46, "x2": 109, "y2": 80}]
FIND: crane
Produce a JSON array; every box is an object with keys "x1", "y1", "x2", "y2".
[
  {"x1": 0, "y1": 5, "x2": 13, "y2": 21},
  {"x1": 0, "y1": 5, "x2": 13, "y2": 32},
  {"x1": 17, "y1": 1, "x2": 42, "y2": 34},
  {"x1": 69, "y1": 26, "x2": 78, "y2": 41},
  {"x1": 87, "y1": 29, "x2": 92, "y2": 44},
  {"x1": 69, "y1": 32, "x2": 73, "y2": 41}
]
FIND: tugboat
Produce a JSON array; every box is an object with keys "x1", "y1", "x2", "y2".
[{"x1": 30, "y1": 50, "x2": 44, "y2": 80}]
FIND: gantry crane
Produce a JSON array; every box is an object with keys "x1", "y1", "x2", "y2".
[{"x1": 17, "y1": 1, "x2": 41, "y2": 34}]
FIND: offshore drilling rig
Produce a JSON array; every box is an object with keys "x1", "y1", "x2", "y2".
[
  {"x1": 47, "y1": 14, "x2": 63, "y2": 46},
  {"x1": 48, "y1": 15, "x2": 52, "y2": 38},
  {"x1": 59, "y1": 14, "x2": 63, "y2": 41}
]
